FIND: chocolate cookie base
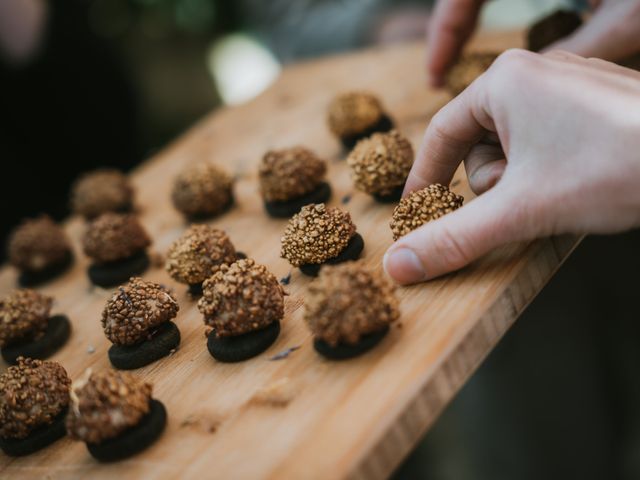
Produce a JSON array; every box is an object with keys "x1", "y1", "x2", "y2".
[
  {"x1": 108, "y1": 321, "x2": 180, "y2": 370},
  {"x1": 188, "y1": 283, "x2": 203, "y2": 297},
  {"x1": 314, "y1": 326, "x2": 389, "y2": 360},
  {"x1": 185, "y1": 194, "x2": 234, "y2": 223},
  {"x1": 1, "y1": 315, "x2": 71, "y2": 365},
  {"x1": 0, "y1": 407, "x2": 68, "y2": 456},
  {"x1": 88, "y1": 250, "x2": 150, "y2": 288},
  {"x1": 87, "y1": 399, "x2": 167, "y2": 462},
  {"x1": 340, "y1": 114, "x2": 394, "y2": 150},
  {"x1": 18, "y1": 250, "x2": 73, "y2": 287},
  {"x1": 372, "y1": 184, "x2": 404, "y2": 204},
  {"x1": 207, "y1": 320, "x2": 280, "y2": 363},
  {"x1": 527, "y1": 9, "x2": 582, "y2": 52},
  {"x1": 299, "y1": 233, "x2": 364, "y2": 277},
  {"x1": 264, "y1": 182, "x2": 332, "y2": 218}
]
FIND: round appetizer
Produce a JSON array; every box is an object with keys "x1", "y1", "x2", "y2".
[
  {"x1": 102, "y1": 277, "x2": 180, "y2": 370},
  {"x1": 327, "y1": 91, "x2": 394, "y2": 149},
  {"x1": 71, "y1": 169, "x2": 134, "y2": 219},
  {"x1": 66, "y1": 369, "x2": 167, "y2": 462},
  {"x1": 83, "y1": 213, "x2": 151, "y2": 288},
  {"x1": 444, "y1": 52, "x2": 498, "y2": 96},
  {"x1": 172, "y1": 163, "x2": 233, "y2": 220},
  {"x1": 527, "y1": 9, "x2": 582, "y2": 53},
  {"x1": 304, "y1": 262, "x2": 399, "y2": 360},
  {"x1": 165, "y1": 224, "x2": 238, "y2": 296},
  {"x1": 390, "y1": 184, "x2": 464, "y2": 240},
  {"x1": 8, "y1": 215, "x2": 73, "y2": 287},
  {"x1": 346, "y1": 130, "x2": 413, "y2": 203},
  {"x1": 0, "y1": 357, "x2": 71, "y2": 456},
  {"x1": 0, "y1": 289, "x2": 71, "y2": 364},
  {"x1": 259, "y1": 146, "x2": 331, "y2": 218},
  {"x1": 198, "y1": 259, "x2": 284, "y2": 362},
  {"x1": 281, "y1": 203, "x2": 364, "y2": 277}
]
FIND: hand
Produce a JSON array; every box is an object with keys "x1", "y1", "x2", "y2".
[
  {"x1": 385, "y1": 49, "x2": 640, "y2": 284},
  {"x1": 426, "y1": 0, "x2": 640, "y2": 87}
]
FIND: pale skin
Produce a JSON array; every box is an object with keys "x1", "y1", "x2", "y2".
[
  {"x1": 425, "y1": 0, "x2": 640, "y2": 87},
  {"x1": 384, "y1": 49, "x2": 640, "y2": 284}
]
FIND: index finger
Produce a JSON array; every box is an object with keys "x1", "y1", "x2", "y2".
[
  {"x1": 403, "y1": 73, "x2": 495, "y2": 195},
  {"x1": 426, "y1": 0, "x2": 486, "y2": 86}
]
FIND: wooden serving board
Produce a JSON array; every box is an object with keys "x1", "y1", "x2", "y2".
[{"x1": 0, "y1": 31, "x2": 580, "y2": 479}]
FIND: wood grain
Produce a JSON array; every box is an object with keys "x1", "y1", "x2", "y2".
[{"x1": 0, "y1": 30, "x2": 581, "y2": 480}]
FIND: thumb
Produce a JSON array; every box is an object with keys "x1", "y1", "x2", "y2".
[{"x1": 383, "y1": 184, "x2": 535, "y2": 284}]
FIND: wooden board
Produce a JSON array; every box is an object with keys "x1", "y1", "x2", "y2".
[{"x1": 0, "y1": 31, "x2": 581, "y2": 480}]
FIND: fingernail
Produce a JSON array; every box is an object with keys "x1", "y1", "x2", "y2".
[{"x1": 383, "y1": 247, "x2": 427, "y2": 285}]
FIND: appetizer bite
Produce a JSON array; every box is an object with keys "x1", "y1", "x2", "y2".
[
  {"x1": 281, "y1": 203, "x2": 364, "y2": 277},
  {"x1": 198, "y1": 259, "x2": 284, "y2": 362},
  {"x1": 305, "y1": 262, "x2": 399, "y2": 360},
  {"x1": 259, "y1": 147, "x2": 331, "y2": 218},
  {"x1": 0, "y1": 289, "x2": 71, "y2": 364},
  {"x1": 0, "y1": 357, "x2": 71, "y2": 456},
  {"x1": 102, "y1": 277, "x2": 180, "y2": 370},
  {"x1": 83, "y1": 213, "x2": 151, "y2": 287},
  {"x1": 8, "y1": 215, "x2": 73, "y2": 287}
]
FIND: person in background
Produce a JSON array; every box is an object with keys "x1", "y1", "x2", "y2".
[{"x1": 0, "y1": 0, "x2": 140, "y2": 257}]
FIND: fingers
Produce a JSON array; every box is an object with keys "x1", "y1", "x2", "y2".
[
  {"x1": 464, "y1": 142, "x2": 506, "y2": 195},
  {"x1": 426, "y1": 0, "x2": 486, "y2": 87},
  {"x1": 384, "y1": 184, "x2": 532, "y2": 284},
  {"x1": 403, "y1": 74, "x2": 495, "y2": 195}
]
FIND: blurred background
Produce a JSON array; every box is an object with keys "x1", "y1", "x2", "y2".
[
  {"x1": 0, "y1": 0, "x2": 569, "y2": 247},
  {"x1": 4, "y1": 1, "x2": 639, "y2": 479}
]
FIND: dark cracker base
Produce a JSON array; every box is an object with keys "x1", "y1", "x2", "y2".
[
  {"x1": 87, "y1": 399, "x2": 167, "y2": 462},
  {"x1": 527, "y1": 9, "x2": 582, "y2": 52},
  {"x1": 1, "y1": 315, "x2": 71, "y2": 365},
  {"x1": 207, "y1": 320, "x2": 280, "y2": 363},
  {"x1": 340, "y1": 114, "x2": 394, "y2": 150},
  {"x1": 314, "y1": 326, "x2": 389, "y2": 360},
  {"x1": 188, "y1": 283, "x2": 203, "y2": 297},
  {"x1": 18, "y1": 250, "x2": 73, "y2": 288},
  {"x1": 264, "y1": 182, "x2": 332, "y2": 218},
  {"x1": 372, "y1": 184, "x2": 404, "y2": 204},
  {"x1": 299, "y1": 233, "x2": 365, "y2": 277},
  {"x1": 0, "y1": 407, "x2": 68, "y2": 456},
  {"x1": 88, "y1": 250, "x2": 150, "y2": 288},
  {"x1": 108, "y1": 321, "x2": 180, "y2": 370}
]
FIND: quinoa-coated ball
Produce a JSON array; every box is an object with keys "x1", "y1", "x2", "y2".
[
  {"x1": 101, "y1": 277, "x2": 179, "y2": 346},
  {"x1": 197, "y1": 259, "x2": 284, "y2": 338},
  {"x1": 390, "y1": 184, "x2": 464, "y2": 240},
  {"x1": 71, "y1": 169, "x2": 134, "y2": 219},
  {"x1": 347, "y1": 130, "x2": 413, "y2": 196},
  {"x1": 259, "y1": 147, "x2": 327, "y2": 202},
  {"x1": 0, "y1": 357, "x2": 70, "y2": 439},
  {"x1": 165, "y1": 225, "x2": 236, "y2": 285},
  {"x1": 444, "y1": 52, "x2": 498, "y2": 96},
  {"x1": 66, "y1": 369, "x2": 152, "y2": 444},
  {"x1": 327, "y1": 92, "x2": 386, "y2": 138},
  {"x1": 281, "y1": 203, "x2": 356, "y2": 267},
  {"x1": 171, "y1": 163, "x2": 233, "y2": 218},
  {"x1": 304, "y1": 262, "x2": 399, "y2": 346},
  {"x1": 8, "y1": 216, "x2": 72, "y2": 273},
  {"x1": 0, "y1": 289, "x2": 53, "y2": 348},
  {"x1": 83, "y1": 213, "x2": 151, "y2": 263}
]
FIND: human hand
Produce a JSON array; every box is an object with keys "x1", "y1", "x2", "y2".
[
  {"x1": 385, "y1": 49, "x2": 640, "y2": 284},
  {"x1": 426, "y1": 0, "x2": 640, "y2": 88}
]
